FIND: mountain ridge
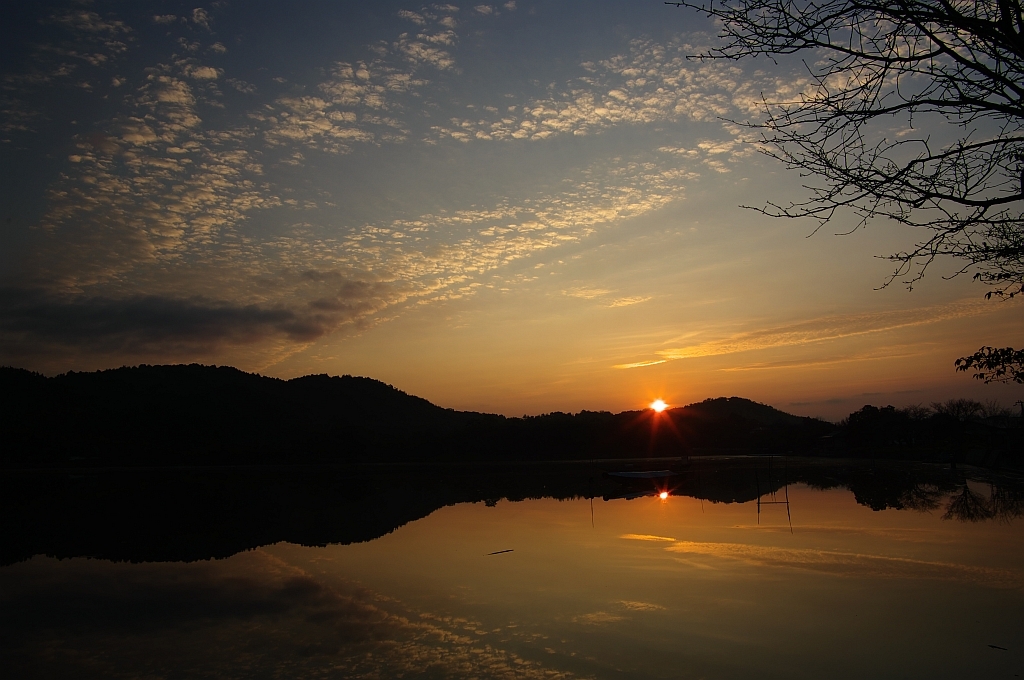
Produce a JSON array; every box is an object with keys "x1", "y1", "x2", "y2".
[{"x1": 1, "y1": 363, "x2": 831, "y2": 468}]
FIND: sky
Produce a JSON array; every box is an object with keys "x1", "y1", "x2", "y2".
[{"x1": 1, "y1": 0, "x2": 1020, "y2": 419}]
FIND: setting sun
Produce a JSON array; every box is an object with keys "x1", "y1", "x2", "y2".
[
  {"x1": 659, "y1": 491, "x2": 669, "y2": 499},
  {"x1": 650, "y1": 399, "x2": 668, "y2": 412}
]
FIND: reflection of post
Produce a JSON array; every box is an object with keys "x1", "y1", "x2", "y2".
[
  {"x1": 696, "y1": 455, "x2": 704, "y2": 513},
  {"x1": 785, "y1": 459, "x2": 792, "y2": 534},
  {"x1": 755, "y1": 456, "x2": 793, "y2": 533},
  {"x1": 755, "y1": 470, "x2": 760, "y2": 525}
]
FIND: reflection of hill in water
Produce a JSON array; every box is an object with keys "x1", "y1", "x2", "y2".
[{"x1": 3, "y1": 458, "x2": 1021, "y2": 565}]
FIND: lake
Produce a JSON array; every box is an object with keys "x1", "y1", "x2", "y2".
[{"x1": 2, "y1": 458, "x2": 1022, "y2": 679}]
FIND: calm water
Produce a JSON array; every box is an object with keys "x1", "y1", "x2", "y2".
[{"x1": 3, "y1": 463, "x2": 1023, "y2": 679}]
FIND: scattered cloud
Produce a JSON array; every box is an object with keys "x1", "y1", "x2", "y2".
[
  {"x1": 573, "y1": 611, "x2": 625, "y2": 625},
  {"x1": 607, "y1": 296, "x2": 651, "y2": 308},
  {"x1": 563, "y1": 289, "x2": 651, "y2": 307},
  {"x1": 52, "y1": 9, "x2": 132, "y2": 36},
  {"x1": 717, "y1": 345, "x2": 925, "y2": 372},
  {"x1": 429, "y1": 38, "x2": 796, "y2": 152},
  {"x1": 259, "y1": 8, "x2": 460, "y2": 154},
  {"x1": 191, "y1": 8, "x2": 212, "y2": 30},
  {"x1": 612, "y1": 359, "x2": 667, "y2": 369},
  {"x1": 658, "y1": 300, "x2": 998, "y2": 360},
  {"x1": 620, "y1": 533, "x2": 676, "y2": 542},
  {"x1": 664, "y1": 541, "x2": 1024, "y2": 588},
  {"x1": 31, "y1": 65, "x2": 278, "y2": 291},
  {"x1": 614, "y1": 298, "x2": 1011, "y2": 369},
  {"x1": 618, "y1": 600, "x2": 665, "y2": 611},
  {"x1": 3, "y1": 550, "x2": 590, "y2": 679},
  {"x1": 563, "y1": 287, "x2": 613, "y2": 300}
]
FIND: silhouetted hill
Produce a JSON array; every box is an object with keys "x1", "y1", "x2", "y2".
[
  {"x1": 682, "y1": 396, "x2": 811, "y2": 426},
  {"x1": 0, "y1": 364, "x2": 834, "y2": 468}
]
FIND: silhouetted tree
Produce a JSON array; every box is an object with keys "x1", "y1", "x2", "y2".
[
  {"x1": 669, "y1": 0, "x2": 1024, "y2": 373},
  {"x1": 955, "y1": 346, "x2": 1024, "y2": 384},
  {"x1": 931, "y1": 398, "x2": 986, "y2": 422},
  {"x1": 843, "y1": 404, "x2": 913, "y2": 446}
]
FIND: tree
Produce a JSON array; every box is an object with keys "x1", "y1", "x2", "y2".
[
  {"x1": 954, "y1": 345, "x2": 1024, "y2": 382},
  {"x1": 668, "y1": 0, "x2": 1023, "y2": 382}
]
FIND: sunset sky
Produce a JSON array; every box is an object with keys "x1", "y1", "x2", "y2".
[{"x1": 2, "y1": 1, "x2": 1020, "y2": 418}]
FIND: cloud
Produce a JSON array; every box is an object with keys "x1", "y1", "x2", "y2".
[
  {"x1": 614, "y1": 298, "x2": 1009, "y2": 369},
  {"x1": 664, "y1": 541, "x2": 1024, "y2": 588},
  {"x1": 25, "y1": 60, "x2": 283, "y2": 292},
  {"x1": 618, "y1": 600, "x2": 665, "y2": 611},
  {"x1": 620, "y1": 533, "x2": 676, "y2": 542},
  {"x1": 612, "y1": 359, "x2": 667, "y2": 369},
  {"x1": 573, "y1": 611, "x2": 625, "y2": 624},
  {"x1": 717, "y1": 345, "x2": 923, "y2": 372},
  {"x1": 563, "y1": 287, "x2": 613, "y2": 300},
  {"x1": 1, "y1": 8, "x2": 135, "y2": 140},
  {"x1": 52, "y1": 10, "x2": 132, "y2": 35},
  {"x1": 7, "y1": 9, "x2": 714, "y2": 368},
  {"x1": 562, "y1": 289, "x2": 651, "y2": 307},
  {"x1": 396, "y1": 32, "x2": 457, "y2": 69},
  {"x1": 429, "y1": 38, "x2": 791, "y2": 148},
  {"x1": 0, "y1": 289, "x2": 373, "y2": 359},
  {"x1": 191, "y1": 8, "x2": 212, "y2": 30},
  {"x1": 259, "y1": 8, "x2": 461, "y2": 154},
  {"x1": 3, "y1": 550, "x2": 586, "y2": 679},
  {"x1": 184, "y1": 64, "x2": 220, "y2": 80},
  {"x1": 398, "y1": 10, "x2": 427, "y2": 25},
  {"x1": 607, "y1": 296, "x2": 651, "y2": 308},
  {"x1": 226, "y1": 78, "x2": 255, "y2": 94}
]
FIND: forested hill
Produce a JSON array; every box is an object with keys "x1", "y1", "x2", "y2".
[{"x1": 0, "y1": 364, "x2": 833, "y2": 468}]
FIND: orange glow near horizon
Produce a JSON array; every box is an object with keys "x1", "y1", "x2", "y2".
[{"x1": 650, "y1": 399, "x2": 668, "y2": 412}]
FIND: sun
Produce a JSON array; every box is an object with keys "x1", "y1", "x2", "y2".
[
  {"x1": 650, "y1": 399, "x2": 668, "y2": 412},
  {"x1": 659, "y1": 491, "x2": 669, "y2": 500}
]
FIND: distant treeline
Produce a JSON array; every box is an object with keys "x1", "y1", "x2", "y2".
[
  {"x1": 833, "y1": 400, "x2": 1022, "y2": 467},
  {"x1": 0, "y1": 364, "x2": 1020, "y2": 469}
]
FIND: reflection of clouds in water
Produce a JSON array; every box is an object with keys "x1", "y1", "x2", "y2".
[
  {"x1": 619, "y1": 533, "x2": 676, "y2": 542},
  {"x1": 0, "y1": 550, "x2": 589, "y2": 679},
  {"x1": 573, "y1": 611, "x2": 625, "y2": 625},
  {"x1": 618, "y1": 600, "x2": 665, "y2": 612},
  {"x1": 730, "y1": 525, "x2": 939, "y2": 542},
  {"x1": 664, "y1": 541, "x2": 1024, "y2": 589}
]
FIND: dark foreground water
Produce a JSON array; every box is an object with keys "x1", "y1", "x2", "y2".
[{"x1": 2, "y1": 458, "x2": 1023, "y2": 679}]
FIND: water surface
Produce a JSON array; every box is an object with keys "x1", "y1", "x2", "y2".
[{"x1": 3, "y1": 461, "x2": 1023, "y2": 679}]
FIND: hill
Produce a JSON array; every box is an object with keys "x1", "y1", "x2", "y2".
[{"x1": 0, "y1": 364, "x2": 832, "y2": 468}]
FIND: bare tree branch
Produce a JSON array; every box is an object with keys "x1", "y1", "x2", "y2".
[
  {"x1": 670, "y1": 0, "x2": 1024, "y2": 296},
  {"x1": 669, "y1": 0, "x2": 1024, "y2": 385}
]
